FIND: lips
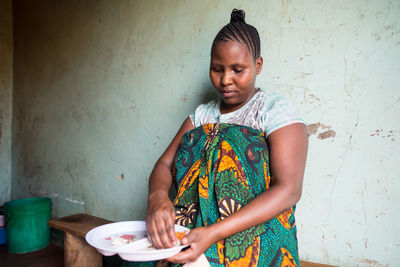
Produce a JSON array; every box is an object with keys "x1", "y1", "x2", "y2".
[{"x1": 220, "y1": 90, "x2": 235, "y2": 98}]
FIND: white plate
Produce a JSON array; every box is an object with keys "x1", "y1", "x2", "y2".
[{"x1": 85, "y1": 221, "x2": 190, "y2": 262}]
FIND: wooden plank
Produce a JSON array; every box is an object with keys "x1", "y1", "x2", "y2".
[
  {"x1": 48, "y1": 213, "x2": 113, "y2": 238},
  {"x1": 65, "y1": 231, "x2": 102, "y2": 267},
  {"x1": 300, "y1": 260, "x2": 338, "y2": 267}
]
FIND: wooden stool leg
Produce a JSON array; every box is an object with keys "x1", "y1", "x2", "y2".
[{"x1": 65, "y1": 232, "x2": 102, "y2": 267}]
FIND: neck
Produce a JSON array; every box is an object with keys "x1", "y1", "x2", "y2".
[{"x1": 220, "y1": 88, "x2": 258, "y2": 114}]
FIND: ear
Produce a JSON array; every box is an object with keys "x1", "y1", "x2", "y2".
[{"x1": 255, "y1": 56, "x2": 263, "y2": 75}]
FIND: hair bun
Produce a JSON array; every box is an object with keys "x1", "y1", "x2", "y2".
[{"x1": 230, "y1": 9, "x2": 246, "y2": 23}]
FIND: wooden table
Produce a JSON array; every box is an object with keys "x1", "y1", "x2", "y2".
[{"x1": 48, "y1": 213, "x2": 113, "y2": 267}]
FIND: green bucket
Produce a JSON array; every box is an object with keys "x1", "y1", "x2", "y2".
[{"x1": 4, "y1": 197, "x2": 52, "y2": 253}]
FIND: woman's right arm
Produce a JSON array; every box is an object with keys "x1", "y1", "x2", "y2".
[{"x1": 146, "y1": 117, "x2": 194, "y2": 249}]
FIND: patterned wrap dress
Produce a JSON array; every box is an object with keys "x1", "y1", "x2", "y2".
[{"x1": 173, "y1": 123, "x2": 299, "y2": 266}]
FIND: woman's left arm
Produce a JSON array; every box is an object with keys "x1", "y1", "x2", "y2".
[{"x1": 169, "y1": 123, "x2": 308, "y2": 264}]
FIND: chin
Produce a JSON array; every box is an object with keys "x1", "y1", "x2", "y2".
[
  {"x1": 221, "y1": 98, "x2": 235, "y2": 105},
  {"x1": 222, "y1": 99, "x2": 241, "y2": 108}
]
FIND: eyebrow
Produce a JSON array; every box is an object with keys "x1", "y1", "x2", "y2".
[
  {"x1": 230, "y1": 64, "x2": 246, "y2": 68},
  {"x1": 210, "y1": 62, "x2": 247, "y2": 68}
]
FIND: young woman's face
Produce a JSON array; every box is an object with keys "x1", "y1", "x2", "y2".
[{"x1": 210, "y1": 40, "x2": 263, "y2": 113}]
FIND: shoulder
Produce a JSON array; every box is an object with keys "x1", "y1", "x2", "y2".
[
  {"x1": 258, "y1": 89, "x2": 305, "y2": 136},
  {"x1": 193, "y1": 99, "x2": 219, "y2": 118},
  {"x1": 189, "y1": 99, "x2": 219, "y2": 127},
  {"x1": 195, "y1": 99, "x2": 218, "y2": 112},
  {"x1": 258, "y1": 90, "x2": 287, "y2": 107}
]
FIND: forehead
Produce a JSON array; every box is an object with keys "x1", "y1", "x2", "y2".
[{"x1": 211, "y1": 40, "x2": 253, "y2": 64}]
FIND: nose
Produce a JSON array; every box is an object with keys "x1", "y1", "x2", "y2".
[{"x1": 221, "y1": 71, "x2": 232, "y2": 86}]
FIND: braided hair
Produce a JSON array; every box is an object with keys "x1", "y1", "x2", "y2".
[{"x1": 212, "y1": 9, "x2": 261, "y2": 61}]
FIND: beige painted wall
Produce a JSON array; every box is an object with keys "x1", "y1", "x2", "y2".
[
  {"x1": 0, "y1": 0, "x2": 12, "y2": 205},
  {"x1": 10, "y1": 0, "x2": 400, "y2": 266}
]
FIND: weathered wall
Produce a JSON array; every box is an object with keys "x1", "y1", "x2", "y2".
[
  {"x1": 0, "y1": 0, "x2": 13, "y2": 205},
  {"x1": 11, "y1": 0, "x2": 400, "y2": 266}
]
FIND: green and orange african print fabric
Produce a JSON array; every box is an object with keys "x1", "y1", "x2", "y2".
[{"x1": 173, "y1": 123, "x2": 299, "y2": 267}]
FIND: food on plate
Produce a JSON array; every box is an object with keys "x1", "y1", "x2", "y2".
[
  {"x1": 146, "y1": 230, "x2": 189, "y2": 250},
  {"x1": 106, "y1": 234, "x2": 137, "y2": 246},
  {"x1": 175, "y1": 231, "x2": 188, "y2": 241},
  {"x1": 111, "y1": 237, "x2": 128, "y2": 246},
  {"x1": 104, "y1": 230, "x2": 189, "y2": 251}
]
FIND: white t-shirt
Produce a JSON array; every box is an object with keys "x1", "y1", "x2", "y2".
[{"x1": 189, "y1": 89, "x2": 304, "y2": 137}]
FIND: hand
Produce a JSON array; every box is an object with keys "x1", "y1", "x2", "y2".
[
  {"x1": 167, "y1": 226, "x2": 217, "y2": 264},
  {"x1": 146, "y1": 192, "x2": 177, "y2": 249}
]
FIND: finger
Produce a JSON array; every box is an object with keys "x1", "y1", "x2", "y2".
[
  {"x1": 146, "y1": 221, "x2": 152, "y2": 243},
  {"x1": 149, "y1": 219, "x2": 163, "y2": 249},
  {"x1": 167, "y1": 246, "x2": 196, "y2": 263},
  {"x1": 166, "y1": 211, "x2": 177, "y2": 245},
  {"x1": 158, "y1": 215, "x2": 174, "y2": 248},
  {"x1": 146, "y1": 214, "x2": 157, "y2": 244},
  {"x1": 180, "y1": 230, "x2": 195, "y2": 245}
]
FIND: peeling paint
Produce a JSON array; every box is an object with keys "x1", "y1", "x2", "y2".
[
  {"x1": 49, "y1": 192, "x2": 85, "y2": 205},
  {"x1": 370, "y1": 129, "x2": 397, "y2": 139},
  {"x1": 308, "y1": 94, "x2": 320, "y2": 101},
  {"x1": 318, "y1": 130, "x2": 336, "y2": 140},
  {"x1": 307, "y1": 123, "x2": 320, "y2": 135},
  {"x1": 0, "y1": 112, "x2": 3, "y2": 143},
  {"x1": 64, "y1": 197, "x2": 85, "y2": 205},
  {"x1": 307, "y1": 122, "x2": 334, "y2": 139},
  {"x1": 351, "y1": 257, "x2": 382, "y2": 266}
]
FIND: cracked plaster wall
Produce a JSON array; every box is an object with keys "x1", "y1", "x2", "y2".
[
  {"x1": 0, "y1": 0, "x2": 13, "y2": 205},
  {"x1": 10, "y1": 0, "x2": 400, "y2": 266}
]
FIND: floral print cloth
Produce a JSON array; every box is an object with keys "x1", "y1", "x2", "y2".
[{"x1": 172, "y1": 123, "x2": 299, "y2": 266}]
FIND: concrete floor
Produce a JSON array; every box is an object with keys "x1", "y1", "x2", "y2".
[
  {"x1": 0, "y1": 242, "x2": 64, "y2": 267},
  {"x1": 0, "y1": 242, "x2": 124, "y2": 267}
]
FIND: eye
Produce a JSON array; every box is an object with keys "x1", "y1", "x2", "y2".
[
  {"x1": 211, "y1": 66, "x2": 222, "y2": 72},
  {"x1": 233, "y1": 68, "x2": 244, "y2": 73}
]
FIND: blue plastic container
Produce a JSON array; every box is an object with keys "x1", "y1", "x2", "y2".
[{"x1": 0, "y1": 227, "x2": 6, "y2": 245}]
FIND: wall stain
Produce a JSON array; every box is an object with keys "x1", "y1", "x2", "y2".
[
  {"x1": 384, "y1": 25, "x2": 394, "y2": 31},
  {"x1": 71, "y1": 110, "x2": 83, "y2": 126},
  {"x1": 375, "y1": 211, "x2": 386, "y2": 218},
  {"x1": 370, "y1": 129, "x2": 397, "y2": 140},
  {"x1": 307, "y1": 123, "x2": 335, "y2": 140},
  {"x1": 357, "y1": 258, "x2": 382, "y2": 266},
  {"x1": 20, "y1": 115, "x2": 46, "y2": 182},
  {"x1": 307, "y1": 123, "x2": 320, "y2": 135},
  {"x1": 318, "y1": 130, "x2": 336, "y2": 140},
  {"x1": 64, "y1": 164, "x2": 76, "y2": 185},
  {"x1": 308, "y1": 94, "x2": 320, "y2": 101},
  {"x1": 0, "y1": 112, "x2": 2, "y2": 143}
]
